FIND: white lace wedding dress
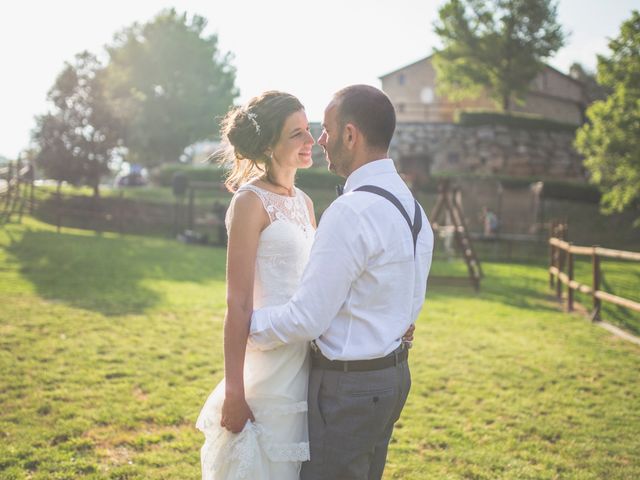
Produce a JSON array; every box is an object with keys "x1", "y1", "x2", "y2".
[{"x1": 196, "y1": 184, "x2": 315, "y2": 480}]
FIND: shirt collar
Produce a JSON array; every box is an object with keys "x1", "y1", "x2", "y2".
[{"x1": 343, "y1": 158, "x2": 396, "y2": 193}]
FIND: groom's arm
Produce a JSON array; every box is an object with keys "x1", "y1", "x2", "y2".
[{"x1": 249, "y1": 202, "x2": 366, "y2": 350}]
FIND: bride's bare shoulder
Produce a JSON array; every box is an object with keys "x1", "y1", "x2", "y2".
[{"x1": 227, "y1": 189, "x2": 267, "y2": 230}]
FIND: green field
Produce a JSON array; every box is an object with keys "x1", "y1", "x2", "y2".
[{"x1": 1, "y1": 218, "x2": 639, "y2": 479}]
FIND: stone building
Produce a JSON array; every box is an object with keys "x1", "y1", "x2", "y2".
[{"x1": 380, "y1": 55, "x2": 588, "y2": 179}]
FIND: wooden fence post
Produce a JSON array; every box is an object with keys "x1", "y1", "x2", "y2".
[
  {"x1": 188, "y1": 188, "x2": 195, "y2": 231},
  {"x1": 118, "y1": 191, "x2": 125, "y2": 234},
  {"x1": 556, "y1": 245, "x2": 564, "y2": 301},
  {"x1": 549, "y1": 220, "x2": 556, "y2": 289},
  {"x1": 549, "y1": 243, "x2": 555, "y2": 289},
  {"x1": 14, "y1": 159, "x2": 23, "y2": 223},
  {"x1": 567, "y1": 244, "x2": 574, "y2": 312},
  {"x1": 3, "y1": 162, "x2": 14, "y2": 222},
  {"x1": 592, "y1": 246, "x2": 601, "y2": 321},
  {"x1": 29, "y1": 176, "x2": 35, "y2": 215}
]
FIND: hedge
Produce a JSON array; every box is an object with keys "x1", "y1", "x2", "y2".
[
  {"x1": 152, "y1": 164, "x2": 601, "y2": 204},
  {"x1": 152, "y1": 164, "x2": 227, "y2": 187},
  {"x1": 153, "y1": 163, "x2": 342, "y2": 190},
  {"x1": 435, "y1": 173, "x2": 600, "y2": 203},
  {"x1": 489, "y1": 176, "x2": 601, "y2": 203},
  {"x1": 540, "y1": 179, "x2": 601, "y2": 203}
]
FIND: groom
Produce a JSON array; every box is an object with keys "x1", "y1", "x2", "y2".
[{"x1": 249, "y1": 85, "x2": 433, "y2": 479}]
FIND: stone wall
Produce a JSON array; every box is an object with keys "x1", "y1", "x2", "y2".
[{"x1": 390, "y1": 122, "x2": 585, "y2": 179}]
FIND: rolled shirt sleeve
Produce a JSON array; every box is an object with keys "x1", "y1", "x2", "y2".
[{"x1": 249, "y1": 202, "x2": 366, "y2": 350}]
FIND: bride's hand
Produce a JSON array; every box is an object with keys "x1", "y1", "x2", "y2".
[
  {"x1": 221, "y1": 394, "x2": 255, "y2": 433},
  {"x1": 402, "y1": 323, "x2": 415, "y2": 348}
]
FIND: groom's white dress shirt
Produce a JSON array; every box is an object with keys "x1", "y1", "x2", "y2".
[{"x1": 249, "y1": 159, "x2": 434, "y2": 361}]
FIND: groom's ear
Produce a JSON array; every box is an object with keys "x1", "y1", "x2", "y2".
[{"x1": 343, "y1": 123, "x2": 358, "y2": 150}]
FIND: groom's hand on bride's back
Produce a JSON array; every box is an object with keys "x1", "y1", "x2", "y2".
[{"x1": 221, "y1": 395, "x2": 255, "y2": 433}]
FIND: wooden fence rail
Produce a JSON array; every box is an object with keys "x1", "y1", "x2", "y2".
[{"x1": 548, "y1": 226, "x2": 640, "y2": 320}]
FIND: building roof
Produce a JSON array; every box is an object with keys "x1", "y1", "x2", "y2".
[
  {"x1": 379, "y1": 53, "x2": 584, "y2": 88},
  {"x1": 379, "y1": 54, "x2": 434, "y2": 80}
]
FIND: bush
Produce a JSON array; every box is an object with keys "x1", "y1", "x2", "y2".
[
  {"x1": 153, "y1": 164, "x2": 226, "y2": 187},
  {"x1": 541, "y1": 180, "x2": 601, "y2": 203},
  {"x1": 295, "y1": 168, "x2": 343, "y2": 189},
  {"x1": 456, "y1": 110, "x2": 578, "y2": 134}
]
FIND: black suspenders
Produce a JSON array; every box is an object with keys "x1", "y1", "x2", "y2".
[{"x1": 353, "y1": 185, "x2": 423, "y2": 255}]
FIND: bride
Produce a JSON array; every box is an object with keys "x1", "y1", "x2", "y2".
[{"x1": 196, "y1": 91, "x2": 317, "y2": 479}]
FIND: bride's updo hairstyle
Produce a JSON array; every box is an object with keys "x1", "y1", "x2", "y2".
[{"x1": 218, "y1": 91, "x2": 304, "y2": 192}]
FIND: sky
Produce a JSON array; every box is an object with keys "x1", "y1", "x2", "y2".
[{"x1": 0, "y1": 0, "x2": 637, "y2": 159}]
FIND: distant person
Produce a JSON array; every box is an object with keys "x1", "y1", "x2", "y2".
[{"x1": 482, "y1": 206, "x2": 499, "y2": 236}]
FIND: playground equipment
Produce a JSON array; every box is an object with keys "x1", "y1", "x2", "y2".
[
  {"x1": 429, "y1": 180, "x2": 483, "y2": 290},
  {"x1": 0, "y1": 160, "x2": 35, "y2": 225}
]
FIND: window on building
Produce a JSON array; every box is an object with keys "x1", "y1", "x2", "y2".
[
  {"x1": 420, "y1": 87, "x2": 434, "y2": 104},
  {"x1": 398, "y1": 73, "x2": 406, "y2": 85}
]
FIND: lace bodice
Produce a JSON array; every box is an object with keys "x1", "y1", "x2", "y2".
[
  {"x1": 230, "y1": 184, "x2": 315, "y2": 309},
  {"x1": 234, "y1": 184, "x2": 313, "y2": 232}
]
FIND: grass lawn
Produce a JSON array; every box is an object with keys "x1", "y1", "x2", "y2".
[
  {"x1": 570, "y1": 256, "x2": 640, "y2": 336},
  {"x1": 1, "y1": 217, "x2": 639, "y2": 479}
]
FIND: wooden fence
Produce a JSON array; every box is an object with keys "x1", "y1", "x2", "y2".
[
  {"x1": 29, "y1": 185, "x2": 227, "y2": 244},
  {"x1": 0, "y1": 160, "x2": 35, "y2": 224},
  {"x1": 548, "y1": 223, "x2": 640, "y2": 320}
]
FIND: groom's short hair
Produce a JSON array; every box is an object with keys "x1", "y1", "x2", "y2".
[{"x1": 333, "y1": 85, "x2": 396, "y2": 150}]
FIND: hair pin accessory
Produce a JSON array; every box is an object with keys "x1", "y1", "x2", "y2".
[{"x1": 247, "y1": 112, "x2": 261, "y2": 135}]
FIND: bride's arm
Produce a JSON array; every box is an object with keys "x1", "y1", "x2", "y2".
[{"x1": 220, "y1": 191, "x2": 267, "y2": 433}]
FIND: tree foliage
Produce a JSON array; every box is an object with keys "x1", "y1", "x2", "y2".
[
  {"x1": 31, "y1": 52, "x2": 121, "y2": 196},
  {"x1": 433, "y1": 0, "x2": 566, "y2": 111},
  {"x1": 575, "y1": 11, "x2": 640, "y2": 225},
  {"x1": 102, "y1": 9, "x2": 238, "y2": 167}
]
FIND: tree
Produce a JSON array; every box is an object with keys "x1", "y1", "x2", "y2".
[
  {"x1": 575, "y1": 11, "x2": 640, "y2": 226},
  {"x1": 433, "y1": 0, "x2": 566, "y2": 111},
  {"x1": 102, "y1": 9, "x2": 238, "y2": 167},
  {"x1": 31, "y1": 52, "x2": 122, "y2": 197}
]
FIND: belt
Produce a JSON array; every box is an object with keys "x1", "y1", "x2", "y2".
[{"x1": 310, "y1": 344, "x2": 408, "y2": 372}]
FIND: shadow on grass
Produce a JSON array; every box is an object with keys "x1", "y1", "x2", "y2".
[
  {"x1": 428, "y1": 261, "x2": 558, "y2": 312},
  {"x1": 6, "y1": 228, "x2": 226, "y2": 316},
  {"x1": 599, "y1": 270, "x2": 640, "y2": 336}
]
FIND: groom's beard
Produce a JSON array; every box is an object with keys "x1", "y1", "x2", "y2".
[{"x1": 326, "y1": 138, "x2": 351, "y2": 177}]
